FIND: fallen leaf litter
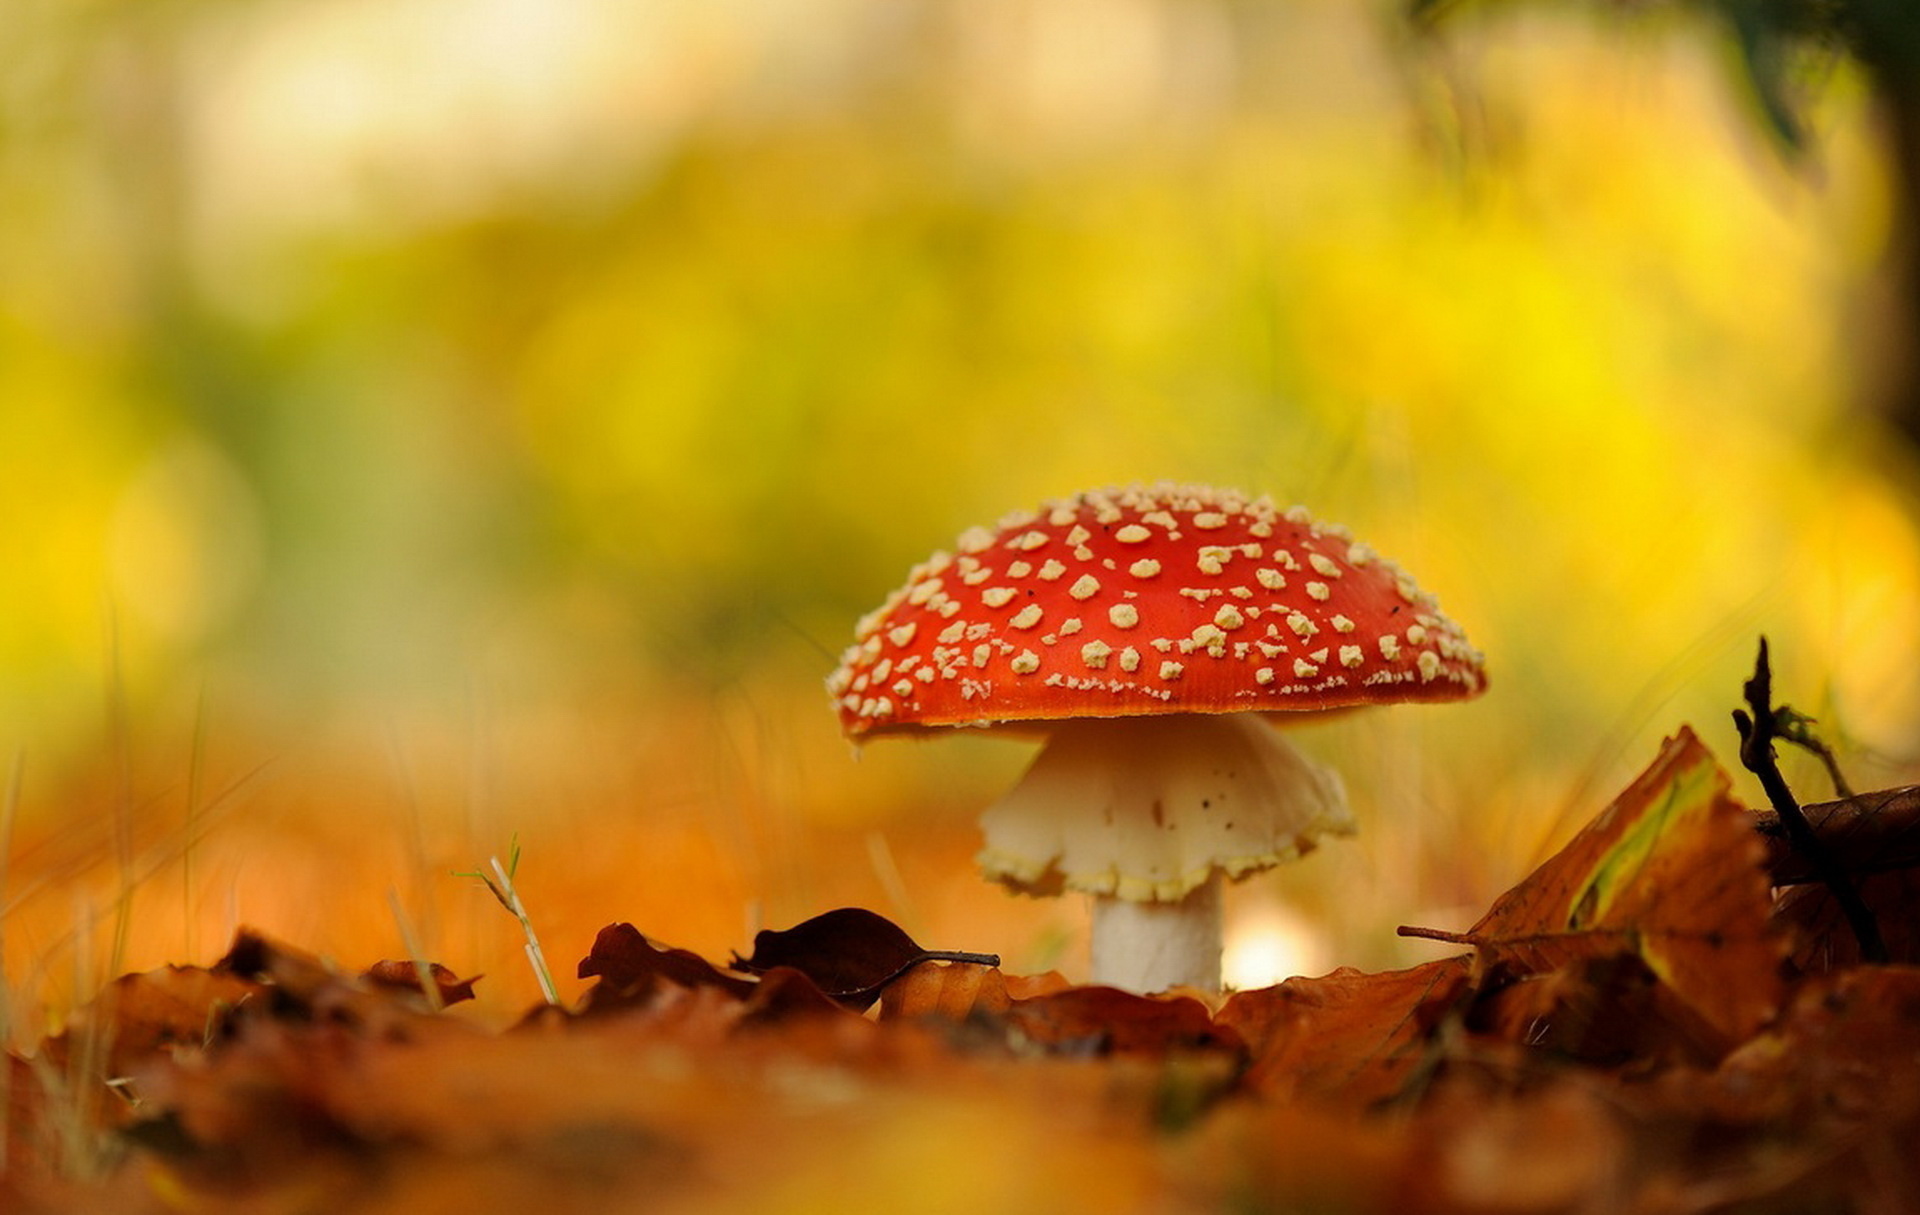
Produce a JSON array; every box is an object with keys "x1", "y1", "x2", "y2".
[{"x1": 8, "y1": 724, "x2": 1920, "y2": 1212}]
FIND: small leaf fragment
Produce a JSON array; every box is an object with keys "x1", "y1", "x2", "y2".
[
  {"x1": 737, "y1": 967, "x2": 853, "y2": 1025},
  {"x1": 215, "y1": 928, "x2": 344, "y2": 1001},
  {"x1": 878, "y1": 961, "x2": 1014, "y2": 1021},
  {"x1": 577, "y1": 923, "x2": 756, "y2": 1005},
  {"x1": 40, "y1": 966, "x2": 263, "y2": 1081},
  {"x1": 1004, "y1": 986, "x2": 1241, "y2": 1058},
  {"x1": 732, "y1": 908, "x2": 999, "y2": 1011},
  {"x1": 362, "y1": 960, "x2": 480, "y2": 1008}
]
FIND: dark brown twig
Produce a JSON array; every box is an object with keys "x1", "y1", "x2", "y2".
[
  {"x1": 1732, "y1": 638, "x2": 1886, "y2": 963},
  {"x1": 1395, "y1": 924, "x2": 1477, "y2": 945}
]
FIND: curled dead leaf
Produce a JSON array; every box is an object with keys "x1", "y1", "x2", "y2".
[
  {"x1": 731, "y1": 908, "x2": 999, "y2": 1011},
  {"x1": 362, "y1": 961, "x2": 480, "y2": 1008},
  {"x1": 576, "y1": 922, "x2": 757, "y2": 1009}
]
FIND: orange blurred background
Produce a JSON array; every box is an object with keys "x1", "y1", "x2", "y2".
[{"x1": 4, "y1": 0, "x2": 1919, "y2": 1032}]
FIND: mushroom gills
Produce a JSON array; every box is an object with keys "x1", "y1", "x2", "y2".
[{"x1": 975, "y1": 712, "x2": 1354, "y2": 991}]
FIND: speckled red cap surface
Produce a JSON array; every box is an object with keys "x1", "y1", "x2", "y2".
[{"x1": 830, "y1": 483, "x2": 1486, "y2": 738}]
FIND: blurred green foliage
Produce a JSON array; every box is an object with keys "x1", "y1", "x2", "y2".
[{"x1": 1, "y1": 0, "x2": 1917, "y2": 918}]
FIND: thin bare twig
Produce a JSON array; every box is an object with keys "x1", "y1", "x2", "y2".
[{"x1": 1731, "y1": 638, "x2": 1885, "y2": 963}]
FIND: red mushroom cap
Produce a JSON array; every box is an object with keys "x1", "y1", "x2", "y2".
[{"x1": 829, "y1": 484, "x2": 1487, "y2": 739}]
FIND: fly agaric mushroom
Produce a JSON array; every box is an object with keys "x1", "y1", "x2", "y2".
[{"x1": 828, "y1": 484, "x2": 1486, "y2": 993}]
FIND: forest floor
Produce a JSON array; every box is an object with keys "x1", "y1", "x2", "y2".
[{"x1": 4, "y1": 707, "x2": 1918, "y2": 1213}]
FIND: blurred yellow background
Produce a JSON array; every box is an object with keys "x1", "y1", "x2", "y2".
[{"x1": 4, "y1": 0, "x2": 1918, "y2": 1030}]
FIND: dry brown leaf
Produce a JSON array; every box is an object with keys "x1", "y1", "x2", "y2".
[
  {"x1": 23, "y1": 735, "x2": 1920, "y2": 1215},
  {"x1": 1594, "y1": 967, "x2": 1920, "y2": 1209},
  {"x1": 1469, "y1": 954, "x2": 1728, "y2": 1072},
  {"x1": 1758, "y1": 783, "x2": 1920, "y2": 884},
  {"x1": 214, "y1": 928, "x2": 337, "y2": 994},
  {"x1": 876, "y1": 966, "x2": 1230, "y2": 1063},
  {"x1": 735, "y1": 966, "x2": 859, "y2": 1025},
  {"x1": 1218, "y1": 958, "x2": 1471, "y2": 1108},
  {"x1": 1776, "y1": 869, "x2": 1920, "y2": 972},
  {"x1": 1461, "y1": 726, "x2": 1785, "y2": 1044},
  {"x1": 39, "y1": 965, "x2": 262, "y2": 1083},
  {"x1": 120, "y1": 968, "x2": 1182, "y2": 1215},
  {"x1": 731, "y1": 907, "x2": 998, "y2": 1011},
  {"x1": 1003, "y1": 986, "x2": 1242, "y2": 1059},
  {"x1": 1713, "y1": 966, "x2": 1920, "y2": 1126},
  {"x1": 575, "y1": 922, "x2": 756, "y2": 1010},
  {"x1": 1002, "y1": 970, "x2": 1073, "y2": 999},
  {"x1": 361, "y1": 960, "x2": 480, "y2": 1007},
  {"x1": 877, "y1": 960, "x2": 1013, "y2": 1021}
]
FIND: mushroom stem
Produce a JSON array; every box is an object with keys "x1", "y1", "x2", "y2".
[
  {"x1": 1091, "y1": 875, "x2": 1223, "y2": 992},
  {"x1": 976, "y1": 713, "x2": 1354, "y2": 995}
]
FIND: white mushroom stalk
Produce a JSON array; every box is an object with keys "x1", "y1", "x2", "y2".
[{"x1": 976, "y1": 713, "x2": 1352, "y2": 992}]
